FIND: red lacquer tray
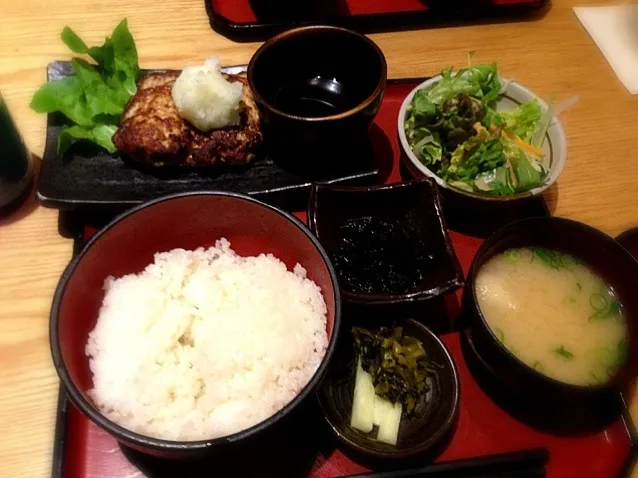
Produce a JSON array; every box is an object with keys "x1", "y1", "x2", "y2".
[
  {"x1": 205, "y1": 0, "x2": 550, "y2": 42},
  {"x1": 52, "y1": 80, "x2": 636, "y2": 478}
]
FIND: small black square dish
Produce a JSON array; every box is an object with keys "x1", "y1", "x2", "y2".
[
  {"x1": 308, "y1": 179, "x2": 463, "y2": 305},
  {"x1": 36, "y1": 61, "x2": 379, "y2": 212}
]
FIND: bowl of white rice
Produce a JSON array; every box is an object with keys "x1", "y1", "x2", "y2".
[{"x1": 50, "y1": 191, "x2": 341, "y2": 458}]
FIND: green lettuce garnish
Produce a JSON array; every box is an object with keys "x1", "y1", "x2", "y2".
[
  {"x1": 425, "y1": 63, "x2": 501, "y2": 107},
  {"x1": 30, "y1": 19, "x2": 139, "y2": 156},
  {"x1": 404, "y1": 61, "x2": 500, "y2": 168},
  {"x1": 497, "y1": 99, "x2": 542, "y2": 143},
  {"x1": 514, "y1": 149, "x2": 544, "y2": 191},
  {"x1": 444, "y1": 138, "x2": 505, "y2": 183}
]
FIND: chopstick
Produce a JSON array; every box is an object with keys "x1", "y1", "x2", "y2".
[
  {"x1": 448, "y1": 470, "x2": 545, "y2": 478},
  {"x1": 343, "y1": 448, "x2": 549, "y2": 478}
]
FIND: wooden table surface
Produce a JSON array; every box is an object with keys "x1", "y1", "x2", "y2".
[{"x1": 1, "y1": 0, "x2": 637, "y2": 476}]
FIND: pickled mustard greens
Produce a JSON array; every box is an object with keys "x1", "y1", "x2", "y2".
[
  {"x1": 350, "y1": 326, "x2": 436, "y2": 445},
  {"x1": 476, "y1": 247, "x2": 628, "y2": 386},
  {"x1": 30, "y1": 20, "x2": 140, "y2": 155},
  {"x1": 354, "y1": 326, "x2": 433, "y2": 414},
  {"x1": 404, "y1": 55, "x2": 551, "y2": 196}
]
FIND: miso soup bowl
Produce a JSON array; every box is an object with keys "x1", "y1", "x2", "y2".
[
  {"x1": 50, "y1": 191, "x2": 341, "y2": 459},
  {"x1": 462, "y1": 217, "x2": 638, "y2": 401}
]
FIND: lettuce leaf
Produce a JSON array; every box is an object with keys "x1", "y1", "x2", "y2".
[
  {"x1": 30, "y1": 76, "x2": 93, "y2": 127},
  {"x1": 498, "y1": 99, "x2": 541, "y2": 143},
  {"x1": 410, "y1": 89, "x2": 438, "y2": 121},
  {"x1": 405, "y1": 60, "x2": 501, "y2": 171},
  {"x1": 483, "y1": 105, "x2": 502, "y2": 130},
  {"x1": 58, "y1": 123, "x2": 119, "y2": 156},
  {"x1": 411, "y1": 131, "x2": 442, "y2": 165},
  {"x1": 425, "y1": 63, "x2": 501, "y2": 107},
  {"x1": 405, "y1": 90, "x2": 443, "y2": 166},
  {"x1": 443, "y1": 138, "x2": 505, "y2": 185},
  {"x1": 475, "y1": 167, "x2": 516, "y2": 196},
  {"x1": 61, "y1": 26, "x2": 89, "y2": 54},
  {"x1": 514, "y1": 149, "x2": 545, "y2": 191},
  {"x1": 30, "y1": 19, "x2": 139, "y2": 156}
]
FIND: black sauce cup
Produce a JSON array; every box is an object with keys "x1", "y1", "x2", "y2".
[
  {"x1": 247, "y1": 26, "x2": 387, "y2": 170},
  {"x1": 461, "y1": 217, "x2": 638, "y2": 404}
]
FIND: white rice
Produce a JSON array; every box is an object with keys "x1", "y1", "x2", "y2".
[{"x1": 86, "y1": 238, "x2": 329, "y2": 441}]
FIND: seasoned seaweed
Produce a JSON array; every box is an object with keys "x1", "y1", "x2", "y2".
[{"x1": 332, "y1": 217, "x2": 429, "y2": 294}]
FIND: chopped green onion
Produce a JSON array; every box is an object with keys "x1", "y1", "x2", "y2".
[
  {"x1": 564, "y1": 296, "x2": 578, "y2": 306},
  {"x1": 590, "y1": 371, "x2": 602, "y2": 385},
  {"x1": 595, "y1": 347, "x2": 614, "y2": 367},
  {"x1": 532, "y1": 361, "x2": 544, "y2": 372},
  {"x1": 590, "y1": 293, "x2": 608, "y2": 311},
  {"x1": 494, "y1": 328, "x2": 505, "y2": 342},
  {"x1": 560, "y1": 254, "x2": 581, "y2": 271},
  {"x1": 529, "y1": 247, "x2": 569, "y2": 269},
  {"x1": 616, "y1": 338, "x2": 629, "y2": 367},
  {"x1": 504, "y1": 249, "x2": 521, "y2": 263},
  {"x1": 609, "y1": 299, "x2": 622, "y2": 317},
  {"x1": 589, "y1": 290, "x2": 621, "y2": 321},
  {"x1": 554, "y1": 345, "x2": 574, "y2": 359}
]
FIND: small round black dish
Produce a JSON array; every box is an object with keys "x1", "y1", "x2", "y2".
[
  {"x1": 617, "y1": 227, "x2": 638, "y2": 259},
  {"x1": 318, "y1": 318, "x2": 459, "y2": 463},
  {"x1": 247, "y1": 25, "x2": 387, "y2": 165},
  {"x1": 308, "y1": 179, "x2": 464, "y2": 307},
  {"x1": 461, "y1": 217, "x2": 638, "y2": 404}
]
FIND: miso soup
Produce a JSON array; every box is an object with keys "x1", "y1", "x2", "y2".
[{"x1": 475, "y1": 247, "x2": 628, "y2": 386}]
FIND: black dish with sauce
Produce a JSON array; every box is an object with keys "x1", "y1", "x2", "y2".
[{"x1": 247, "y1": 25, "x2": 387, "y2": 166}]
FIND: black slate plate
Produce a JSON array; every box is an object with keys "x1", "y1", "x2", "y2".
[{"x1": 36, "y1": 61, "x2": 380, "y2": 212}]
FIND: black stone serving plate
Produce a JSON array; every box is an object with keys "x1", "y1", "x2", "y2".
[{"x1": 36, "y1": 62, "x2": 380, "y2": 212}]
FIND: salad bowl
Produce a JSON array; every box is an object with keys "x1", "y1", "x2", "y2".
[{"x1": 398, "y1": 72, "x2": 567, "y2": 202}]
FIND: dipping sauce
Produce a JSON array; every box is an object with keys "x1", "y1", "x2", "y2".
[
  {"x1": 476, "y1": 247, "x2": 628, "y2": 386},
  {"x1": 273, "y1": 76, "x2": 350, "y2": 117},
  {"x1": 332, "y1": 217, "x2": 429, "y2": 294}
]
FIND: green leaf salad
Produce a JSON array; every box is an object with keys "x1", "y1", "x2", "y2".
[
  {"x1": 404, "y1": 58, "x2": 550, "y2": 196},
  {"x1": 31, "y1": 19, "x2": 139, "y2": 156}
]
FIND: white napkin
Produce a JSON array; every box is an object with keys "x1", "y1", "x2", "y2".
[{"x1": 574, "y1": 5, "x2": 638, "y2": 94}]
